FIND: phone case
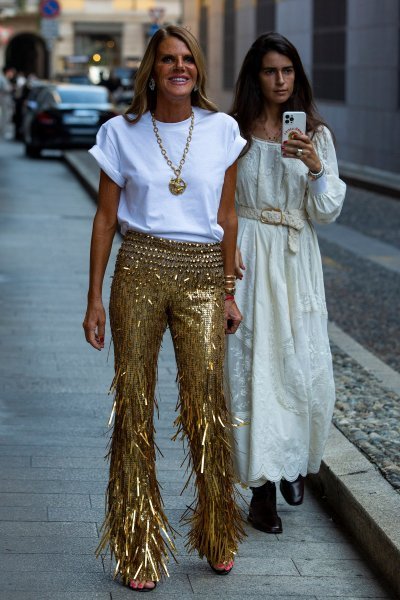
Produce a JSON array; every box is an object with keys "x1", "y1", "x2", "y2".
[{"x1": 281, "y1": 111, "x2": 307, "y2": 143}]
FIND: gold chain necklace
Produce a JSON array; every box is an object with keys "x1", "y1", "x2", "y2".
[{"x1": 151, "y1": 111, "x2": 194, "y2": 196}]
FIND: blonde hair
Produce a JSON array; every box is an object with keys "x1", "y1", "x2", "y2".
[{"x1": 124, "y1": 25, "x2": 218, "y2": 123}]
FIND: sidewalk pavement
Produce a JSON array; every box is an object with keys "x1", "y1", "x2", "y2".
[{"x1": 0, "y1": 139, "x2": 396, "y2": 599}]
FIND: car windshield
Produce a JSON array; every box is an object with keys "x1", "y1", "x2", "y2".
[{"x1": 56, "y1": 88, "x2": 109, "y2": 104}]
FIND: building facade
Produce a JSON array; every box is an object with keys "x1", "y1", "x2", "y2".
[
  {"x1": 56, "y1": 0, "x2": 181, "y2": 79},
  {"x1": 183, "y1": 0, "x2": 399, "y2": 175},
  {"x1": 1, "y1": 0, "x2": 182, "y2": 81}
]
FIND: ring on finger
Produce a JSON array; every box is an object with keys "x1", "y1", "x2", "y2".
[{"x1": 296, "y1": 148, "x2": 303, "y2": 157}]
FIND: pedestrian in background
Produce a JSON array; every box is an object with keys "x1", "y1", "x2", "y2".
[
  {"x1": 83, "y1": 25, "x2": 245, "y2": 592},
  {"x1": 225, "y1": 32, "x2": 346, "y2": 534},
  {"x1": 0, "y1": 67, "x2": 15, "y2": 139}
]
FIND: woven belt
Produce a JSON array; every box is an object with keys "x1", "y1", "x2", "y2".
[{"x1": 236, "y1": 205, "x2": 308, "y2": 253}]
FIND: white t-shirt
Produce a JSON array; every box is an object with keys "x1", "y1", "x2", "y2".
[{"x1": 89, "y1": 107, "x2": 246, "y2": 243}]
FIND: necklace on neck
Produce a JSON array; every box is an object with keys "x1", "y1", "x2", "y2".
[
  {"x1": 256, "y1": 117, "x2": 282, "y2": 142},
  {"x1": 151, "y1": 111, "x2": 194, "y2": 196}
]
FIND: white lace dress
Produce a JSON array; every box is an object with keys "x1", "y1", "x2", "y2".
[{"x1": 225, "y1": 126, "x2": 346, "y2": 486}]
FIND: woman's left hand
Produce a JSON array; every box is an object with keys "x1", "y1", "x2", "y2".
[
  {"x1": 282, "y1": 133, "x2": 322, "y2": 173},
  {"x1": 224, "y1": 298, "x2": 242, "y2": 334}
]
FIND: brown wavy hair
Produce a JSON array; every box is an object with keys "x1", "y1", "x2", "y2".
[
  {"x1": 230, "y1": 32, "x2": 330, "y2": 153},
  {"x1": 124, "y1": 25, "x2": 218, "y2": 123}
]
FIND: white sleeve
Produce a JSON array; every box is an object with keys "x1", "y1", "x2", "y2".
[
  {"x1": 305, "y1": 127, "x2": 346, "y2": 224},
  {"x1": 88, "y1": 122, "x2": 126, "y2": 188},
  {"x1": 226, "y1": 117, "x2": 247, "y2": 169}
]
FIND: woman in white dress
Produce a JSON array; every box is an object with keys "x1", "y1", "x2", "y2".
[{"x1": 225, "y1": 32, "x2": 346, "y2": 533}]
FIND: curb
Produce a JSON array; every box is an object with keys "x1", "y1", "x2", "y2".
[
  {"x1": 64, "y1": 150, "x2": 98, "y2": 201},
  {"x1": 338, "y1": 160, "x2": 400, "y2": 199},
  {"x1": 309, "y1": 425, "x2": 400, "y2": 598},
  {"x1": 65, "y1": 149, "x2": 400, "y2": 597}
]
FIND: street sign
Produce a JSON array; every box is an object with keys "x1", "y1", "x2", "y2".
[
  {"x1": 40, "y1": 0, "x2": 61, "y2": 19},
  {"x1": 41, "y1": 17, "x2": 59, "y2": 49},
  {"x1": 41, "y1": 18, "x2": 59, "y2": 39}
]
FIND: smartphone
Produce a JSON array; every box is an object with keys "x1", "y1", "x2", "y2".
[{"x1": 281, "y1": 111, "x2": 307, "y2": 147}]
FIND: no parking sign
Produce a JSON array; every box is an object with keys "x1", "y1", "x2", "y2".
[
  {"x1": 40, "y1": 0, "x2": 61, "y2": 49},
  {"x1": 40, "y1": 0, "x2": 61, "y2": 19}
]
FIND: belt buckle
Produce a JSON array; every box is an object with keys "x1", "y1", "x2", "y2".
[{"x1": 260, "y1": 207, "x2": 282, "y2": 225}]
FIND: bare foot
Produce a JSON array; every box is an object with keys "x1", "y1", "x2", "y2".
[{"x1": 129, "y1": 579, "x2": 156, "y2": 590}]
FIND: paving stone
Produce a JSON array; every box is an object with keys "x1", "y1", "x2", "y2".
[
  {"x1": 1, "y1": 594, "x2": 111, "y2": 600},
  {"x1": 0, "y1": 445, "x2": 107, "y2": 458},
  {"x1": 0, "y1": 553, "x2": 103, "y2": 573},
  {"x1": 32, "y1": 456, "x2": 107, "y2": 469},
  {"x1": 0, "y1": 535, "x2": 97, "y2": 555},
  {"x1": 276, "y1": 526, "x2": 348, "y2": 544},
  {"x1": 0, "y1": 571, "x2": 113, "y2": 593},
  {"x1": 0, "y1": 493, "x2": 91, "y2": 508},
  {"x1": 48, "y1": 507, "x2": 102, "y2": 522},
  {"x1": 0, "y1": 479, "x2": 106, "y2": 495},
  {"x1": 0, "y1": 467, "x2": 108, "y2": 481},
  {"x1": 239, "y1": 541, "x2": 360, "y2": 560},
  {"x1": 0, "y1": 456, "x2": 31, "y2": 468},
  {"x1": 293, "y1": 558, "x2": 378, "y2": 579},
  {"x1": 0, "y1": 521, "x2": 97, "y2": 537},
  {"x1": 0, "y1": 421, "x2": 108, "y2": 435},
  {"x1": 0, "y1": 506, "x2": 48, "y2": 521},
  {"x1": 188, "y1": 575, "x2": 391, "y2": 597},
  {"x1": 0, "y1": 434, "x2": 107, "y2": 447}
]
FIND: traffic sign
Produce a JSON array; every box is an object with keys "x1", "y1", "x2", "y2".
[
  {"x1": 40, "y1": 0, "x2": 61, "y2": 19},
  {"x1": 41, "y1": 18, "x2": 59, "y2": 40}
]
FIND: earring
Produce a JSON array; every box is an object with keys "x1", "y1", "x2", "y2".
[
  {"x1": 193, "y1": 83, "x2": 199, "y2": 92},
  {"x1": 149, "y1": 77, "x2": 155, "y2": 91}
]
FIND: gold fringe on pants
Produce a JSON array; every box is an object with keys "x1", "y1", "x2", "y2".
[{"x1": 97, "y1": 231, "x2": 245, "y2": 584}]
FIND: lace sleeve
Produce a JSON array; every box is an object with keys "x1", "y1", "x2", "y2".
[{"x1": 305, "y1": 126, "x2": 346, "y2": 224}]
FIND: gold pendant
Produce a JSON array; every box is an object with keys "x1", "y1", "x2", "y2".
[{"x1": 169, "y1": 177, "x2": 187, "y2": 195}]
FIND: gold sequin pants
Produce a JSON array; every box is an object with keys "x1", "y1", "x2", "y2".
[{"x1": 98, "y1": 231, "x2": 245, "y2": 583}]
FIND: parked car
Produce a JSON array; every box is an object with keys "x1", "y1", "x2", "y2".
[
  {"x1": 112, "y1": 67, "x2": 137, "y2": 90},
  {"x1": 22, "y1": 83, "x2": 117, "y2": 157},
  {"x1": 55, "y1": 72, "x2": 92, "y2": 85},
  {"x1": 113, "y1": 88, "x2": 133, "y2": 114}
]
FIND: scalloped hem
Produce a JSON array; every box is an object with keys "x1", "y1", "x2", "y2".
[{"x1": 243, "y1": 464, "x2": 321, "y2": 487}]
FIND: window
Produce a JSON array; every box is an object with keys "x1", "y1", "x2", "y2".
[
  {"x1": 256, "y1": 0, "x2": 276, "y2": 37},
  {"x1": 313, "y1": 0, "x2": 347, "y2": 101},
  {"x1": 398, "y1": 25, "x2": 400, "y2": 108},
  {"x1": 199, "y1": 0, "x2": 208, "y2": 63},
  {"x1": 223, "y1": 0, "x2": 236, "y2": 89}
]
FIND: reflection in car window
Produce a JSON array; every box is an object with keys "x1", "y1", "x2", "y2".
[{"x1": 56, "y1": 88, "x2": 109, "y2": 104}]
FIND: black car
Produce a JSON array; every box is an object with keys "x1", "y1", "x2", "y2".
[{"x1": 22, "y1": 83, "x2": 117, "y2": 157}]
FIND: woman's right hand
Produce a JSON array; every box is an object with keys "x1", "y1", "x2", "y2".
[
  {"x1": 82, "y1": 298, "x2": 106, "y2": 350},
  {"x1": 235, "y1": 247, "x2": 245, "y2": 280}
]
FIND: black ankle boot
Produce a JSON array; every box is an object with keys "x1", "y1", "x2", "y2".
[
  {"x1": 248, "y1": 481, "x2": 282, "y2": 534},
  {"x1": 279, "y1": 475, "x2": 304, "y2": 506}
]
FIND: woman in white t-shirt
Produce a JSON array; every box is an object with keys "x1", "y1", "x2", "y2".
[{"x1": 82, "y1": 25, "x2": 246, "y2": 592}]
